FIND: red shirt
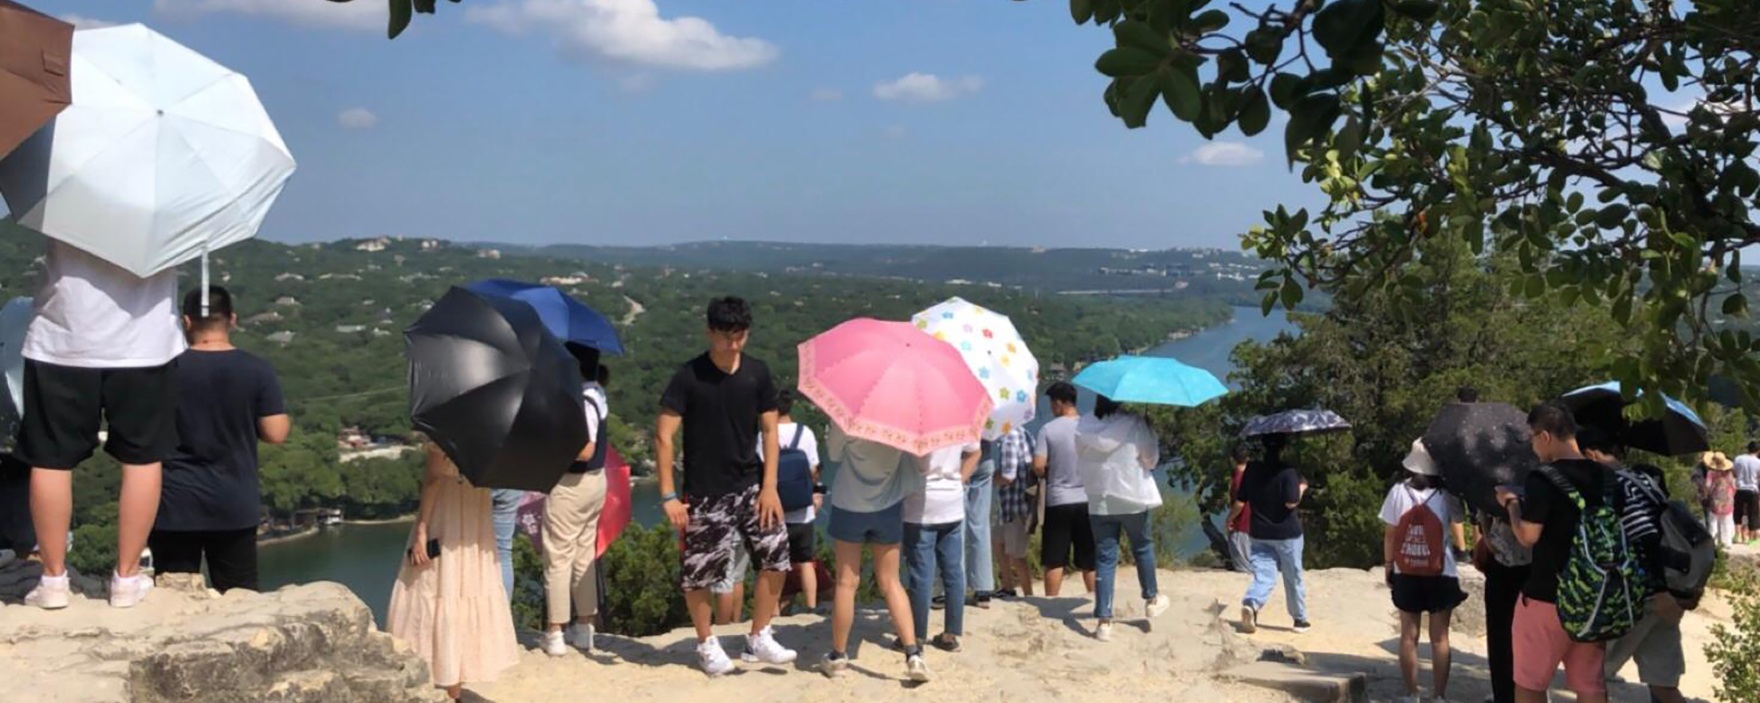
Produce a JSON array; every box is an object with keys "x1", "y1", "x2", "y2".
[{"x1": 1228, "y1": 466, "x2": 1252, "y2": 532}]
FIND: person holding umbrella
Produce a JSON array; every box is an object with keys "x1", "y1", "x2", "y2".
[
  {"x1": 655, "y1": 297, "x2": 797, "y2": 677},
  {"x1": 540, "y1": 344, "x2": 610, "y2": 656},
  {"x1": 1235, "y1": 434, "x2": 1311, "y2": 634},
  {"x1": 1074, "y1": 395, "x2": 1170, "y2": 642}
]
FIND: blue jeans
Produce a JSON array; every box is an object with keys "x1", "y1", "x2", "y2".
[
  {"x1": 964, "y1": 459, "x2": 995, "y2": 594},
  {"x1": 1091, "y1": 511, "x2": 1158, "y2": 620},
  {"x1": 1243, "y1": 535, "x2": 1307, "y2": 622},
  {"x1": 905, "y1": 521, "x2": 965, "y2": 638},
  {"x1": 490, "y1": 488, "x2": 522, "y2": 603}
]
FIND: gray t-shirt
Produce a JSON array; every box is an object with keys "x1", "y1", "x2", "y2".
[
  {"x1": 827, "y1": 425, "x2": 922, "y2": 514},
  {"x1": 1735, "y1": 454, "x2": 1760, "y2": 492},
  {"x1": 1035, "y1": 415, "x2": 1085, "y2": 507}
]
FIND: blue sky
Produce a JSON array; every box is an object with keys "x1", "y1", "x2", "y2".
[{"x1": 27, "y1": 0, "x2": 1316, "y2": 249}]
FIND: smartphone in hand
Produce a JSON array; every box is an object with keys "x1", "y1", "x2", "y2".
[{"x1": 407, "y1": 538, "x2": 440, "y2": 562}]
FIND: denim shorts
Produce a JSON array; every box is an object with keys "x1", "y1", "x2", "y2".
[{"x1": 828, "y1": 502, "x2": 905, "y2": 546}]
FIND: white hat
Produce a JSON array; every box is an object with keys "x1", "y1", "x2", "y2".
[{"x1": 1402, "y1": 439, "x2": 1440, "y2": 476}]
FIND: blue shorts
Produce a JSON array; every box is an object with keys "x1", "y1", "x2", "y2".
[{"x1": 828, "y1": 502, "x2": 904, "y2": 546}]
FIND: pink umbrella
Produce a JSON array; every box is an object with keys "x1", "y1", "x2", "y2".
[
  {"x1": 798, "y1": 318, "x2": 995, "y2": 455},
  {"x1": 516, "y1": 445, "x2": 632, "y2": 559}
]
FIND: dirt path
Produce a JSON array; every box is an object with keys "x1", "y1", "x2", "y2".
[{"x1": 621, "y1": 295, "x2": 645, "y2": 326}]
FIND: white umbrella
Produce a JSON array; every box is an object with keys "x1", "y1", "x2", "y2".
[
  {"x1": 911, "y1": 297, "x2": 1041, "y2": 440},
  {"x1": 0, "y1": 296, "x2": 31, "y2": 442},
  {"x1": 0, "y1": 23, "x2": 294, "y2": 303}
]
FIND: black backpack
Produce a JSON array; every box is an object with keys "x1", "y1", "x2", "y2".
[
  {"x1": 776, "y1": 425, "x2": 814, "y2": 512},
  {"x1": 1623, "y1": 470, "x2": 1716, "y2": 609}
]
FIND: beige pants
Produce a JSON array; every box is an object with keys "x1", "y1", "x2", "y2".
[{"x1": 543, "y1": 470, "x2": 607, "y2": 625}]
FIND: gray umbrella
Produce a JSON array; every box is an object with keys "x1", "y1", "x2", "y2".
[
  {"x1": 1239, "y1": 409, "x2": 1351, "y2": 438},
  {"x1": 1422, "y1": 402, "x2": 1537, "y2": 514},
  {"x1": 0, "y1": 296, "x2": 29, "y2": 449}
]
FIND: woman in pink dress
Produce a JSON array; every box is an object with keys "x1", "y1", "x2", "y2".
[{"x1": 387, "y1": 443, "x2": 520, "y2": 700}]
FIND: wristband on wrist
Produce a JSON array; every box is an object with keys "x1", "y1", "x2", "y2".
[{"x1": 660, "y1": 492, "x2": 679, "y2": 503}]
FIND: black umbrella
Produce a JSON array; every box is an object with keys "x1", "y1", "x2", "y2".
[
  {"x1": 406, "y1": 286, "x2": 588, "y2": 492},
  {"x1": 1559, "y1": 381, "x2": 1710, "y2": 457},
  {"x1": 1421, "y1": 402, "x2": 1537, "y2": 514}
]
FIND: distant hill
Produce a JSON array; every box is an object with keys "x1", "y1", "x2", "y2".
[{"x1": 499, "y1": 240, "x2": 1271, "y2": 301}]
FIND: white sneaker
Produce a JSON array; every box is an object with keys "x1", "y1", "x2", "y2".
[
  {"x1": 696, "y1": 638, "x2": 734, "y2": 677},
  {"x1": 108, "y1": 572, "x2": 153, "y2": 609},
  {"x1": 24, "y1": 573, "x2": 71, "y2": 610},
  {"x1": 741, "y1": 627, "x2": 797, "y2": 664},
  {"x1": 1240, "y1": 605, "x2": 1258, "y2": 634},
  {"x1": 819, "y1": 652, "x2": 849, "y2": 678},
  {"x1": 906, "y1": 653, "x2": 932, "y2": 682},
  {"x1": 542, "y1": 630, "x2": 569, "y2": 656},
  {"x1": 1145, "y1": 594, "x2": 1170, "y2": 620},
  {"x1": 568, "y1": 623, "x2": 594, "y2": 651},
  {"x1": 1095, "y1": 622, "x2": 1113, "y2": 642}
]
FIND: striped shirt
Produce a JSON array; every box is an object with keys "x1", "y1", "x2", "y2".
[{"x1": 995, "y1": 426, "x2": 1036, "y2": 524}]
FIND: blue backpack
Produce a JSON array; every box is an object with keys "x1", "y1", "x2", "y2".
[{"x1": 776, "y1": 425, "x2": 814, "y2": 512}]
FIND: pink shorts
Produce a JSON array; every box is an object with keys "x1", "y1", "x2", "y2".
[{"x1": 1513, "y1": 596, "x2": 1607, "y2": 695}]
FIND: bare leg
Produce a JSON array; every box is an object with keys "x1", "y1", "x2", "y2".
[
  {"x1": 871, "y1": 543, "x2": 917, "y2": 647},
  {"x1": 1013, "y1": 559, "x2": 1035, "y2": 596},
  {"x1": 798, "y1": 562, "x2": 818, "y2": 609},
  {"x1": 29, "y1": 468, "x2": 73, "y2": 576},
  {"x1": 1082, "y1": 569, "x2": 1096, "y2": 594},
  {"x1": 750, "y1": 569, "x2": 785, "y2": 635},
  {"x1": 444, "y1": 684, "x2": 461, "y2": 700},
  {"x1": 115, "y1": 463, "x2": 162, "y2": 578},
  {"x1": 1045, "y1": 566, "x2": 1065, "y2": 596},
  {"x1": 713, "y1": 591, "x2": 734, "y2": 625},
  {"x1": 831, "y1": 541, "x2": 863, "y2": 653},
  {"x1": 1515, "y1": 688, "x2": 1548, "y2": 703},
  {"x1": 992, "y1": 539, "x2": 1012, "y2": 592},
  {"x1": 1430, "y1": 610, "x2": 1453, "y2": 699},
  {"x1": 685, "y1": 589, "x2": 715, "y2": 641},
  {"x1": 1398, "y1": 610, "x2": 1421, "y2": 695}
]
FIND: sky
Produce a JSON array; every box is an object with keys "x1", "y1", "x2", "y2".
[{"x1": 22, "y1": 0, "x2": 1318, "y2": 250}]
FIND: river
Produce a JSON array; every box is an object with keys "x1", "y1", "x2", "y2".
[{"x1": 259, "y1": 306, "x2": 1297, "y2": 624}]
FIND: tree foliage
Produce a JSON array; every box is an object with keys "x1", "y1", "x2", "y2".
[{"x1": 1055, "y1": 0, "x2": 1759, "y2": 416}]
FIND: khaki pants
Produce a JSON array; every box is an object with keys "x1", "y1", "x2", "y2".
[{"x1": 543, "y1": 470, "x2": 607, "y2": 625}]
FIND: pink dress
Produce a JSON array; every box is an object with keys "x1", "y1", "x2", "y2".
[{"x1": 386, "y1": 459, "x2": 519, "y2": 688}]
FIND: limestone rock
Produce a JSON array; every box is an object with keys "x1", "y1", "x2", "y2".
[{"x1": 0, "y1": 581, "x2": 447, "y2": 703}]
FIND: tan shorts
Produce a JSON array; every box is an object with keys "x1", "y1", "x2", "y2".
[
  {"x1": 997, "y1": 518, "x2": 1030, "y2": 559},
  {"x1": 1605, "y1": 598, "x2": 1685, "y2": 688}
]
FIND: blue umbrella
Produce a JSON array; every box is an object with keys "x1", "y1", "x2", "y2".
[
  {"x1": 1559, "y1": 381, "x2": 1708, "y2": 456},
  {"x1": 1070, "y1": 355, "x2": 1227, "y2": 407},
  {"x1": 463, "y1": 279, "x2": 623, "y2": 355}
]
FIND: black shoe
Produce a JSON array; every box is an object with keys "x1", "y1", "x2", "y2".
[
  {"x1": 1292, "y1": 619, "x2": 1312, "y2": 633},
  {"x1": 931, "y1": 595, "x2": 946, "y2": 610},
  {"x1": 993, "y1": 588, "x2": 1018, "y2": 599},
  {"x1": 973, "y1": 594, "x2": 992, "y2": 609}
]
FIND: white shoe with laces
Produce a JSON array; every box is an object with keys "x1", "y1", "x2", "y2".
[
  {"x1": 905, "y1": 653, "x2": 932, "y2": 682},
  {"x1": 696, "y1": 638, "x2": 734, "y2": 677},
  {"x1": 108, "y1": 572, "x2": 153, "y2": 609},
  {"x1": 568, "y1": 623, "x2": 594, "y2": 651},
  {"x1": 542, "y1": 630, "x2": 569, "y2": 656},
  {"x1": 25, "y1": 573, "x2": 71, "y2": 610},
  {"x1": 1145, "y1": 594, "x2": 1170, "y2": 619},
  {"x1": 1095, "y1": 622, "x2": 1113, "y2": 642},
  {"x1": 741, "y1": 627, "x2": 797, "y2": 664}
]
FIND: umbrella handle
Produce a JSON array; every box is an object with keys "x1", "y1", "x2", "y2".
[{"x1": 200, "y1": 246, "x2": 210, "y2": 318}]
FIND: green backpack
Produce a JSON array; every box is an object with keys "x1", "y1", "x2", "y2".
[{"x1": 1539, "y1": 466, "x2": 1644, "y2": 642}]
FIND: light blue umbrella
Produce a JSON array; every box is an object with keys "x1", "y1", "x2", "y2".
[{"x1": 1070, "y1": 355, "x2": 1228, "y2": 407}]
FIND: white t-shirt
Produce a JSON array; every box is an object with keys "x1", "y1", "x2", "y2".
[
  {"x1": 904, "y1": 442, "x2": 978, "y2": 525},
  {"x1": 582, "y1": 382, "x2": 607, "y2": 446},
  {"x1": 1378, "y1": 481, "x2": 1464, "y2": 577},
  {"x1": 758, "y1": 421, "x2": 821, "y2": 524},
  {"x1": 1734, "y1": 454, "x2": 1760, "y2": 492},
  {"x1": 23, "y1": 242, "x2": 184, "y2": 368}
]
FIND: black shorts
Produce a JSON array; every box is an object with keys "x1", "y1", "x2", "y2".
[
  {"x1": 16, "y1": 360, "x2": 178, "y2": 469},
  {"x1": 1040, "y1": 502, "x2": 1096, "y2": 571},
  {"x1": 148, "y1": 527, "x2": 259, "y2": 593},
  {"x1": 786, "y1": 521, "x2": 817, "y2": 564},
  {"x1": 679, "y1": 483, "x2": 791, "y2": 591},
  {"x1": 1737, "y1": 490, "x2": 1760, "y2": 530},
  {"x1": 1391, "y1": 573, "x2": 1469, "y2": 614}
]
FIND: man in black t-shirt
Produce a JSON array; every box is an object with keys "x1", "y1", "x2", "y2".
[
  {"x1": 655, "y1": 296, "x2": 795, "y2": 676},
  {"x1": 149, "y1": 286, "x2": 289, "y2": 593},
  {"x1": 1233, "y1": 434, "x2": 1310, "y2": 634},
  {"x1": 1495, "y1": 403, "x2": 1616, "y2": 703}
]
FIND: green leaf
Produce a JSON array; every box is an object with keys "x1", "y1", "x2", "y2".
[
  {"x1": 1388, "y1": 0, "x2": 1440, "y2": 21},
  {"x1": 388, "y1": 0, "x2": 414, "y2": 38},
  {"x1": 1260, "y1": 292, "x2": 1277, "y2": 317},
  {"x1": 1114, "y1": 20, "x2": 1168, "y2": 54},
  {"x1": 1284, "y1": 93, "x2": 1342, "y2": 166},
  {"x1": 1193, "y1": 9, "x2": 1230, "y2": 34},
  {"x1": 1244, "y1": 29, "x2": 1281, "y2": 65},
  {"x1": 413, "y1": 0, "x2": 436, "y2": 13},
  {"x1": 1595, "y1": 204, "x2": 1631, "y2": 229},
  {"x1": 1311, "y1": 0, "x2": 1384, "y2": 62},
  {"x1": 1724, "y1": 292, "x2": 1749, "y2": 317},
  {"x1": 1238, "y1": 87, "x2": 1271, "y2": 136},
  {"x1": 1216, "y1": 49, "x2": 1250, "y2": 83},
  {"x1": 1121, "y1": 76, "x2": 1160, "y2": 128},
  {"x1": 1071, "y1": 0, "x2": 1095, "y2": 24},
  {"x1": 1096, "y1": 47, "x2": 1164, "y2": 78},
  {"x1": 1280, "y1": 276, "x2": 1304, "y2": 309},
  {"x1": 1269, "y1": 72, "x2": 1302, "y2": 108},
  {"x1": 1335, "y1": 116, "x2": 1363, "y2": 160},
  {"x1": 1158, "y1": 66, "x2": 1203, "y2": 121}
]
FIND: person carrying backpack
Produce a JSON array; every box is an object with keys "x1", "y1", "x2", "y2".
[
  {"x1": 1380, "y1": 440, "x2": 1468, "y2": 703},
  {"x1": 1495, "y1": 402, "x2": 1639, "y2": 703},
  {"x1": 758, "y1": 390, "x2": 824, "y2": 614}
]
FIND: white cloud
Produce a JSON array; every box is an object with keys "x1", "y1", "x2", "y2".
[
  {"x1": 1183, "y1": 141, "x2": 1265, "y2": 167},
  {"x1": 466, "y1": 0, "x2": 778, "y2": 72},
  {"x1": 337, "y1": 107, "x2": 379, "y2": 130},
  {"x1": 810, "y1": 88, "x2": 844, "y2": 102},
  {"x1": 60, "y1": 14, "x2": 119, "y2": 29},
  {"x1": 152, "y1": 0, "x2": 385, "y2": 31},
  {"x1": 872, "y1": 73, "x2": 983, "y2": 103}
]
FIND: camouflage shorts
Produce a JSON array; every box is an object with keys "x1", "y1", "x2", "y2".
[{"x1": 681, "y1": 483, "x2": 790, "y2": 591}]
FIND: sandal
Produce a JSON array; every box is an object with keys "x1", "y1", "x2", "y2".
[{"x1": 931, "y1": 634, "x2": 961, "y2": 652}]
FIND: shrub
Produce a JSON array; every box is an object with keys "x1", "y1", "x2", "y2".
[
  {"x1": 1706, "y1": 567, "x2": 1760, "y2": 703},
  {"x1": 598, "y1": 523, "x2": 689, "y2": 637}
]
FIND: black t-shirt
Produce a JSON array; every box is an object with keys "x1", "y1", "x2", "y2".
[
  {"x1": 1236, "y1": 459, "x2": 1304, "y2": 540},
  {"x1": 156, "y1": 349, "x2": 286, "y2": 532},
  {"x1": 1520, "y1": 458, "x2": 1622, "y2": 603},
  {"x1": 660, "y1": 353, "x2": 778, "y2": 498}
]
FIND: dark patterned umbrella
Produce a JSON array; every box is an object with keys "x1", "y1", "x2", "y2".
[
  {"x1": 1559, "y1": 381, "x2": 1709, "y2": 457},
  {"x1": 1422, "y1": 402, "x2": 1537, "y2": 514},
  {"x1": 1239, "y1": 409, "x2": 1351, "y2": 438},
  {"x1": 406, "y1": 286, "x2": 588, "y2": 492}
]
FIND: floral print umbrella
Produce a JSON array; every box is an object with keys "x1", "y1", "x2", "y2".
[{"x1": 911, "y1": 297, "x2": 1040, "y2": 440}]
